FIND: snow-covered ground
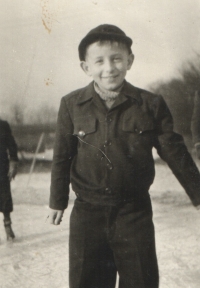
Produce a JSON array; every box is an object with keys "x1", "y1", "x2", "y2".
[{"x1": 0, "y1": 159, "x2": 200, "y2": 288}]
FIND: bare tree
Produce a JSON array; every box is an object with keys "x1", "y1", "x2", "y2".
[
  {"x1": 10, "y1": 103, "x2": 24, "y2": 125},
  {"x1": 150, "y1": 55, "x2": 200, "y2": 136}
]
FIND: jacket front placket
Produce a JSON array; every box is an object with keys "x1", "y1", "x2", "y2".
[{"x1": 92, "y1": 91, "x2": 129, "y2": 196}]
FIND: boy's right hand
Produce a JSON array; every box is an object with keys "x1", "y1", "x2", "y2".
[{"x1": 48, "y1": 208, "x2": 64, "y2": 225}]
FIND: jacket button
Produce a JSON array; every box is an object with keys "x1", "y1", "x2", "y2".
[
  {"x1": 105, "y1": 187, "x2": 112, "y2": 194},
  {"x1": 78, "y1": 130, "x2": 85, "y2": 137},
  {"x1": 107, "y1": 163, "x2": 113, "y2": 170},
  {"x1": 104, "y1": 140, "x2": 112, "y2": 147}
]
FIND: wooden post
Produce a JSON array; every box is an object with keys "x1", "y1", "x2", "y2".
[{"x1": 26, "y1": 132, "x2": 45, "y2": 187}]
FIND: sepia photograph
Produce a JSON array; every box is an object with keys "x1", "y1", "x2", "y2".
[{"x1": 0, "y1": 0, "x2": 200, "y2": 287}]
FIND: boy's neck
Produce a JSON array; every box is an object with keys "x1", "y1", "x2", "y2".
[{"x1": 94, "y1": 81, "x2": 124, "y2": 101}]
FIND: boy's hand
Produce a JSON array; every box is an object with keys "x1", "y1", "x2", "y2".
[
  {"x1": 196, "y1": 205, "x2": 200, "y2": 211},
  {"x1": 48, "y1": 208, "x2": 64, "y2": 225},
  {"x1": 8, "y1": 161, "x2": 18, "y2": 181},
  {"x1": 195, "y1": 145, "x2": 200, "y2": 160}
]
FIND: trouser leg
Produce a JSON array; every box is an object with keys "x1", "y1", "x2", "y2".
[
  {"x1": 69, "y1": 199, "x2": 117, "y2": 288},
  {"x1": 3, "y1": 212, "x2": 11, "y2": 222},
  {"x1": 110, "y1": 201, "x2": 159, "y2": 288},
  {"x1": 3, "y1": 212, "x2": 15, "y2": 240}
]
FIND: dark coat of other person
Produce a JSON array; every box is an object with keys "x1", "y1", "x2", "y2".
[
  {"x1": 191, "y1": 91, "x2": 200, "y2": 159},
  {"x1": 0, "y1": 119, "x2": 18, "y2": 212}
]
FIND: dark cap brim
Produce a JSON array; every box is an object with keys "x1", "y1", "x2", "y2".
[{"x1": 78, "y1": 33, "x2": 132, "y2": 61}]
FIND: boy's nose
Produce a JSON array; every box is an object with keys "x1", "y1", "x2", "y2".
[{"x1": 104, "y1": 60, "x2": 115, "y2": 72}]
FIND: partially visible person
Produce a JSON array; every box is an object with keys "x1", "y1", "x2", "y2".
[
  {"x1": 0, "y1": 119, "x2": 18, "y2": 241},
  {"x1": 191, "y1": 90, "x2": 200, "y2": 159}
]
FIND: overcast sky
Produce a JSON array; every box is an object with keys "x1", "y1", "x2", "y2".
[{"x1": 0, "y1": 0, "x2": 200, "y2": 120}]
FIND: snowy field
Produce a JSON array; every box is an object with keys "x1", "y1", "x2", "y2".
[{"x1": 0, "y1": 156, "x2": 200, "y2": 288}]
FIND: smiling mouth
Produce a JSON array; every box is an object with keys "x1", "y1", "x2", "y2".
[{"x1": 102, "y1": 75, "x2": 118, "y2": 79}]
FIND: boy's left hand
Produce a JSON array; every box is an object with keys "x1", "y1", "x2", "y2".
[
  {"x1": 48, "y1": 208, "x2": 64, "y2": 225},
  {"x1": 8, "y1": 161, "x2": 18, "y2": 181}
]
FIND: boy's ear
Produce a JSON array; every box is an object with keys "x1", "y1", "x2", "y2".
[
  {"x1": 127, "y1": 54, "x2": 134, "y2": 70},
  {"x1": 80, "y1": 61, "x2": 91, "y2": 76}
]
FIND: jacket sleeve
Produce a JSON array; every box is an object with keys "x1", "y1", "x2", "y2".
[
  {"x1": 6, "y1": 122, "x2": 18, "y2": 162},
  {"x1": 50, "y1": 97, "x2": 78, "y2": 210},
  {"x1": 153, "y1": 95, "x2": 200, "y2": 207},
  {"x1": 191, "y1": 91, "x2": 200, "y2": 145}
]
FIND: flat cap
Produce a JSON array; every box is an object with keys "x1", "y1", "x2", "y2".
[{"x1": 78, "y1": 24, "x2": 133, "y2": 61}]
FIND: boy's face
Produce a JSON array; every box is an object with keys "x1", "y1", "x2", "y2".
[{"x1": 81, "y1": 41, "x2": 134, "y2": 91}]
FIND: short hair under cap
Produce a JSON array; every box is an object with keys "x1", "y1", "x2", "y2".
[{"x1": 78, "y1": 24, "x2": 133, "y2": 61}]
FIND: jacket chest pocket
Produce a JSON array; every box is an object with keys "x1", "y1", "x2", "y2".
[
  {"x1": 73, "y1": 117, "x2": 97, "y2": 138},
  {"x1": 122, "y1": 114, "x2": 155, "y2": 135}
]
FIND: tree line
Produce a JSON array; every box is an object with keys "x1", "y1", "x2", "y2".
[{"x1": 150, "y1": 54, "x2": 200, "y2": 137}]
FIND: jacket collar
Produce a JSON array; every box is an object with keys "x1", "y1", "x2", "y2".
[
  {"x1": 121, "y1": 81, "x2": 143, "y2": 105},
  {"x1": 76, "y1": 82, "x2": 96, "y2": 105},
  {"x1": 76, "y1": 80, "x2": 143, "y2": 106}
]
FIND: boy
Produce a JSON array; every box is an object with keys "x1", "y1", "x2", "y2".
[
  {"x1": 0, "y1": 119, "x2": 18, "y2": 241},
  {"x1": 49, "y1": 24, "x2": 200, "y2": 288}
]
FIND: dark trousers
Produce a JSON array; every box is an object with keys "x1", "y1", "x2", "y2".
[
  {"x1": 69, "y1": 198, "x2": 159, "y2": 288},
  {"x1": 69, "y1": 197, "x2": 159, "y2": 288}
]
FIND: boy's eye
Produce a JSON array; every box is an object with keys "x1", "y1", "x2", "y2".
[
  {"x1": 95, "y1": 59, "x2": 103, "y2": 64},
  {"x1": 113, "y1": 57, "x2": 121, "y2": 62}
]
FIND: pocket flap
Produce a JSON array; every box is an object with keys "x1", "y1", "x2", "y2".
[
  {"x1": 74, "y1": 117, "x2": 96, "y2": 136},
  {"x1": 123, "y1": 114, "x2": 155, "y2": 134}
]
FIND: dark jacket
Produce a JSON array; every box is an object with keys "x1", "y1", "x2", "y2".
[
  {"x1": 191, "y1": 91, "x2": 200, "y2": 145},
  {"x1": 50, "y1": 81, "x2": 200, "y2": 210},
  {"x1": 0, "y1": 119, "x2": 18, "y2": 212},
  {"x1": 0, "y1": 120, "x2": 18, "y2": 178}
]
